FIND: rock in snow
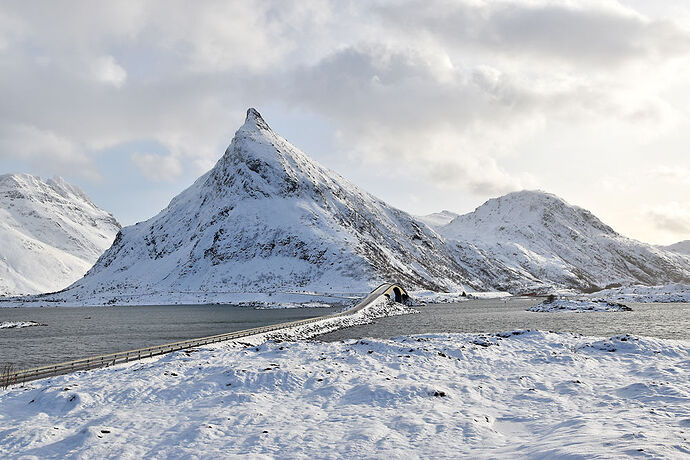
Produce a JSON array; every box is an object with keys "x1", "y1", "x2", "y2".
[
  {"x1": 438, "y1": 190, "x2": 690, "y2": 294},
  {"x1": 0, "y1": 174, "x2": 120, "y2": 296}
]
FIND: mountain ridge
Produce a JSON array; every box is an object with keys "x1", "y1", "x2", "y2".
[
  {"x1": 0, "y1": 173, "x2": 120, "y2": 296},
  {"x1": 438, "y1": 190, "x2": 690, "y2": 293},
  {"x1": 3, "y1": 111, "x2": 689, "y2": 305}
]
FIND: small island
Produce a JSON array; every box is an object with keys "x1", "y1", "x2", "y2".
[{"x1": 529, "y1": 297, "x2": 632, "y2": 313}]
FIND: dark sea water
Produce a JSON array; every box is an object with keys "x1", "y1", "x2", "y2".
[
  {"x1": 0, "y1": 305, "x2": 341, "y2": 370},
  {"x1": 2, "y1": 299, "x2": 688, "y2": 371},
  {"x1": 319, "y1": 298, "x2": 690, "y2": 342}
]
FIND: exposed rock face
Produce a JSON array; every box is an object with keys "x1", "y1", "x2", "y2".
[
  {"x1": 438, "y1": 190, "x2": 690, "y2": 294},
  {"x1": 0, "y1": 174, "x2": 120, "y2": 295}
]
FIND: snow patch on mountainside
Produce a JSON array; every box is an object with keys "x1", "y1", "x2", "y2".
[
  {"x1": 0, "y1": 174, "x2": 120, "y2": 296},
  {"x1": 663, "y1": 240, "x2": 690, "y2": 256},
  {"x1": 439, "y1": 191, "x2": 690, "y2": 294}
]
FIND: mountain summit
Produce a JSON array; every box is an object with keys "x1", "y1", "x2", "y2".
[
  {"x1": 439, "y1": 190, "x2": 690, "y2": 293},
  {"x1": 41, "y1": 108, "x2": 471, "y2": 305}
]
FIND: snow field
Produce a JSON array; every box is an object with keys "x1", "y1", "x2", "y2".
[
  {"x1": 1, "y1": 331, "x2": 688, "y2": 459},
  {"x1": 528, "y1": 299, "x2": 632, "y2": 312},
  {"x1": 587, "y1": 284, "x2": 690, "y2": 303}
]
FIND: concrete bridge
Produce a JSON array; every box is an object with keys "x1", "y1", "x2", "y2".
[{"x1": 1, "y1": 283, "x2": 409, "y2": 388}]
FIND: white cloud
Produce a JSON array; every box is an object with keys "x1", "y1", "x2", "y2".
[
  {"x1": 91, "y1": 55, "x2": 127, "y2": 88},
  {"x1": 650, "y1": 165, "x2": 690, "y2": 185},
  {"x1": 0, "y1": 123, "x2": 99, "y2": 180},
  {"x1": 131, "y1": 153, "x2": 183, "y2": 183}
]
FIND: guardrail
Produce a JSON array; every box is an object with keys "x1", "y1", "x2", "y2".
[{"x1": 1, "y1": 283, "x2": 407, "y2": 388}]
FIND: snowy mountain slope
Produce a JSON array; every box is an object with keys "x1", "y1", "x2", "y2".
[
  {"x1": 0, "y1": 174, "x2": 120, "y2": 296},
  {"x1": 438, "y1": 191, "x2": 690, "y2": 293},
  {"x1": 662, "y1": 240, "x2": 690, "y2": 256},
  {"x1": 416, "y1": 210, "x2": 459, "y2": 229},
  {"x1": 24, "y1": 109, "x2": 475, "y2": 306}
]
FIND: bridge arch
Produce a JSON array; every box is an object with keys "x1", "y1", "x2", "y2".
[{"x1": 382, "y1": 284, "x2": 409, "y2": 304}]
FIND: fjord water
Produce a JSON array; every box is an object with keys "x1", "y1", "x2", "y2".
[
  {"x1": 2, "y1": 299, "x2": 688, "y2": 371},
  {"x1": 0, "y1": 305, "x2": 341, "y2": 370},
  {"x1": 319, "y1": 298, "x2": 690, "y2": 342}
]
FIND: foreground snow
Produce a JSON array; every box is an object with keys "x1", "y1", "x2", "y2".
[
  {"x1": 589, "y1": 283, "x2": 690, "y2": 303},
  {"x1": 528, "y1": 299, "x2": 632, "y2": 312},
  {"x1": 1, "y1": 331, "x2": 688, "y2": 458}
]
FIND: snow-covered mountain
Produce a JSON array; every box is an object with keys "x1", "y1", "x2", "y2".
[
  {"x1": 662, "y1": 240, "x2": 690, "y2": 256},
  {"x1": 416, "y1": 210, "x2": 459, "y2": 229},
  {"x1": 0, "y1": 174, "x2": 120, "y2": 296},
  {"x1": 27, "y1": 109, "x2": 474, "y2": 306},
  {"x1": 437, "y1": 190, "x2": 690, "y2": 293},
  {"x1": 5, "y1": 113, "x2": 687, "y2": 306}
]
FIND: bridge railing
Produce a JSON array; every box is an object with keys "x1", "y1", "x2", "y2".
[{"x1": 1, "y1": 283, "x2": 406, "y2": 388}]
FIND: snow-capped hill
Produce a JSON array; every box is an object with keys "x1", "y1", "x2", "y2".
[
  {"x1": 443, "y1": 191, "x2": 615, "y2": 241},
  {"x1": 662, "y1": 240, "x2": 690, "y2": 256},
  {"x1": 0, "y1": 174, "x2": 120, "y2": 296},
  {"x1": 36, "y1": 108, "x2": 473, "y2": 306},
  {"x1": 416, "y1": 210, "x2": 459, "y2": 229},
  {"x1": 439, "y1": 190, "x2": 690, "y2": 293}
]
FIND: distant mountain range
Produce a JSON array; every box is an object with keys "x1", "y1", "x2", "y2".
[
  {"x1": 416, "y1": 210, "x2": 459, "y2": 228},
  {"x1": 0, "y1": 174, "x2": 120, "y2": 296},
  {"x1": 2, "y1": 109, "x2": 688, "y2": 305}
]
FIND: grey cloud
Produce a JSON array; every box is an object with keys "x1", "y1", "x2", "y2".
[
  {"x1": 650, "y1": 212, "x2": 690, "y2": 234},
  {"x1": 649, "y1": 205, "x2": 690, "y2": 234},
  {"x1": 375, "y1": 0, "x2": 690, "y2": 66},
  {"x1": 427, "y1": 159, "x2": 527, "y2": 195}
]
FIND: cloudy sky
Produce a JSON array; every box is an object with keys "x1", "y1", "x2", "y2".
[{"x1": 1, "y1": 0, "x2": 689, "y2": 245}]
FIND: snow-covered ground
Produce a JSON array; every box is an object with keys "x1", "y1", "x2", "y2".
[
  {"x1": 1, "y1": 331, "x2": 687, "y2": 458},
  {"x1": 589, "y1": 284, "x2": 690, "y2": 303},
  {"x1": 0, "y1": 321, "x2": 43, "y2": 329},
  {"x1": 528, "y1": 299, "x2": 632, "y2": 312},
  {"x1": 411, "y1": 290, "x2": 511, "y2": 304},
  {"x1": 2, "y1": 291, "x2": 364, "y2": 309}
]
